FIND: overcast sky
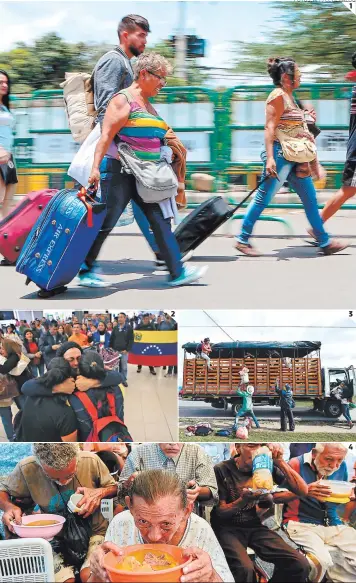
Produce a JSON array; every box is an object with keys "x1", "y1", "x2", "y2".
[
  {"x1": 0, "y1": 1, "x2": 284, "y2": 70},
  {"x1": 178, "y1": 310, "x2": 356, "y2": 383}
]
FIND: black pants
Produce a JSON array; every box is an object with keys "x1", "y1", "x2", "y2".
[
  {"x1": 280, "y1": 406, "x2": 295, "y2": 431},
  {"x1": 84, "y1": 157, "x2": 183, "y2": 279},
  {"x1": 212, "y1": 523, "x2": 309, "y2": 583},
  {"x1": 137, "y1": 365, "x2": 155, "y2": 373}
]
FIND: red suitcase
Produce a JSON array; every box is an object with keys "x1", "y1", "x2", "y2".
[{"x1": 0, "y1": 189, "x2": 58, "y2": 264}]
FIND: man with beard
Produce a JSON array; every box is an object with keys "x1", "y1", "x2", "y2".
[
  {"x1": 0, "y1": 443, "x2": 117, "y2": 582},
  {"x1": 211, "y1": 443, "x2": 310, "y2": 583},
  {"x1": 78, "y1": 14, "x2": 162, "y2": 288},
  {"x1": 277, "y1": 443, "x2": 356, "y2": 583},
  {"x1": 20, "y1": 342, "x2": 125, "y2": 436}
]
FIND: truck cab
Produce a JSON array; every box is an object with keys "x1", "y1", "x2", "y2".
[{"x1": 321, "y1": 365, "x2": 356, "y2": 417}]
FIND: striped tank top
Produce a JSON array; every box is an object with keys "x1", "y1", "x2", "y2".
[
  {"x1": 266, "y1": 88, "x2": 311, "y2": 142},
  {"x1": 117, "y1": 89, "x2": 169, "y2": 161}
]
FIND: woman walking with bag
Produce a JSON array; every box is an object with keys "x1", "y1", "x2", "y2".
[
  {"x1": 235, "y1": 57, "x2": 347, "y2": 257},
  {"x1": 85, "y1": 52, "x2": 207, "y2": 288},
  {"x1": 0, "y1": 70, "x2": 18, "y2": 263}
]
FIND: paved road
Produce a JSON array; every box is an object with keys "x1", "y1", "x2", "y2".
[
  {"x1": 3, "y1": 209, "x2": 355, "y2": 308},
  {"x1": 179, "y1": 399, "x2": 356, "y2": 422}
]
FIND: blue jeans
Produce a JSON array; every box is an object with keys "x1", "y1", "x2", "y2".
[
  {"x1": 132, "y1": 200, "x2": 159, "y2": 254},
  {"x1": 120, "y1": 352, "x2": 128, "y2": 381},
  {"x1": 0, "y1": 407, "x2": 13, "y2": 441},
  {"x1": 237, "y1": 143, "x2": 330, "y2": 247},
  {"x1": 84, "y1": 158, "x2": 183, "y2": 279},
  {"x1": 235, "y1": 408, "x2": 260, "y2": 428},
  {"x1": 342, "y1": 403, "x2": 352, "y2": 423}
]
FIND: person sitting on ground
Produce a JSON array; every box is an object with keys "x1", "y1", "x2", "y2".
[
  {"x1": 275, "y1": 378, "x2": 295, "y2": 432},
  {"x1": 15, "y1": 357, "x2": 78, "y2": 442},
  {"x1": 277, "y1": 442, "x2": 356, "y2": 583},
  {"x1": 234, "y1": 384, "x2": 260, "y2": 429},
  {"x1": 0, "y1": 442, "x2": 118, "y2": 583},
  {"x1": 88, "y1": 469, "x2": 234, "y2": 583},
  {"x1": 117, "y1": 442, "x2": 218, "y2": 513},
  {"x1": 211, "y1": 442, "x2": 310, "y2": 583},
  {"x1": 68, "y1": 350, "x2": 127, "y2": 442}
]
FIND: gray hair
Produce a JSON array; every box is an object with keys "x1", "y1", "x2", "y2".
[
  {"x1": 133, "y1": 52, "x2": 173, "y2": 81},
  {"x1": 314, "y1": 443, "x2": 348, "y2": 456},
  {"x1": 128, "y1": 469, "x2": 188, "y2": 509},
  {"x1": 33, "y1": 443, "x2": 80, "y2": 470}
]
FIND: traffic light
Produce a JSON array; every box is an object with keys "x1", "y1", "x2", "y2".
[
  {"x1": 187, "y1": 35, "x2": 206, "y2": 58},
  {"x1": 168, "y1": 35, "x2": 206, "y2": 58}
]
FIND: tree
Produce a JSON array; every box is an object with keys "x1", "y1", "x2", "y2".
[
  {"x1": 0, "y1": 33, "x2": 208, "y2": 94},
  {"x1": 232, "y1": 2, "x2": 356, "y2": 79}
]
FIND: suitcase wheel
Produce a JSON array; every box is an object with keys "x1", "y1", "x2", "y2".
[{"x1": 37, "y1": 286, "x2": 68, "y2": 298}]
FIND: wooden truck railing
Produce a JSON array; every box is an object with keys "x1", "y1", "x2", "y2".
[{"x1": 182, "y1": 357, "x2": 322, "y2": 397}]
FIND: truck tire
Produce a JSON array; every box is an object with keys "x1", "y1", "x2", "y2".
[
  {"x1": 324, "y1": 400, "x2": 342, "y2": 418},
  {"x1": 232, "y1": 402, "x2": 240, "y2": 416}
]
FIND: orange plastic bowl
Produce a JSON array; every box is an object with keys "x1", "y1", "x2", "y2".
[{"x1": 103, "y1": 544, "x2": 192, "y2": 583}]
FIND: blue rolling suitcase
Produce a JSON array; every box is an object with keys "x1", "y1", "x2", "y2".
[{"x1": 16, "y1": 187, "x2": 106, "y2": 297}]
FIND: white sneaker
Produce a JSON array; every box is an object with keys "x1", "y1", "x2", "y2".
[
  {"x1": 155, "y1": 249, "x2": 194, "y2": 271},
  {"x1": 167, "y1": 265, "x2": 208, "y2": 287}
]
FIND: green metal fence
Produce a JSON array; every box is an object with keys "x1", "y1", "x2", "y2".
[{"x1": 10, "y1": 83, "x2": 354, "y2": 193}]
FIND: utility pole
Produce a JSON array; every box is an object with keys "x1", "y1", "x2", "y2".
[{"x1": 175, "y1": 1, "x2": 187, "y2": 81}]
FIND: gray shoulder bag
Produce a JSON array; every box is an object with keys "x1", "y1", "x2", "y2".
[{"x1": 118, "y1": 141, "x2": 178, "y2": 204}]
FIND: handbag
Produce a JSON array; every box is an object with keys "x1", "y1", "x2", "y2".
[
  {"x1": 276, "y1": 129, "x2": 317, "y2": 163},
  {"x1": 0, "y1": 374, "x2": 19, "y2": 400},
  {"x1": 0, "y1": 353, "x2": 30, "y2": 376},
  {"x1": 276, "y1": 95, "x2": 317, "y2": 164},
  {"x1": 117, "y1": 141, "x2": 178, "y2": 203}
]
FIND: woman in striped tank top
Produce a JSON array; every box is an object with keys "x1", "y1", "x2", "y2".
[
  {"x1": 87, "y1": 52, "x2": 207, "y2": 288},
  {"x1": 235, "y1": 57, "x2": 347, "y2": 257}
]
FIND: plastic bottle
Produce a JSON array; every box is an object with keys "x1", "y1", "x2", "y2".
[{"x1": 252, "y1": 446, "x2": 274, "y2": 490}]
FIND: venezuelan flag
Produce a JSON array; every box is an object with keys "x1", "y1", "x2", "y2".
[{"x1": 128, "y1": 330, "x2": 178, "y2": 367}]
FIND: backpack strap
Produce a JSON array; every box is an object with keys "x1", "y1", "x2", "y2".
[
  {"x1": 106, "y1": 392, "x2": 117, "y2": 416},
  {"x1": 75, "y1": 392, "x2": 99, "y2": 422}
]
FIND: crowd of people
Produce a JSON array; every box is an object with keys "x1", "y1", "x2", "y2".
[
  {"x1": 1, "y1": 442, "x2": 356, "y2": 582},
  {"x1": 0, "y1": 311, "x2": 177, "y2": 442}
]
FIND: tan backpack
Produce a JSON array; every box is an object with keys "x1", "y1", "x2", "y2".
[
  {"x1": 60, "y1": 72, "x2": 96, "y2": 143},
  {"x1": 60, "y1": 49, "x2": 130, "y2": 144}
]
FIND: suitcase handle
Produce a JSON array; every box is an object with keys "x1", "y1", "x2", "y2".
[
  {"x1": 227, "y1": 173, "x2": 277, "y2": 218},
  {"x1": 77, "y1": 186, "x2": 99, "y2": 228}
]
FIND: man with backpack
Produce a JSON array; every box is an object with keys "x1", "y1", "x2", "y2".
[{"x1": 74, "y1": 15, "x2": 178, "y2": 288}]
